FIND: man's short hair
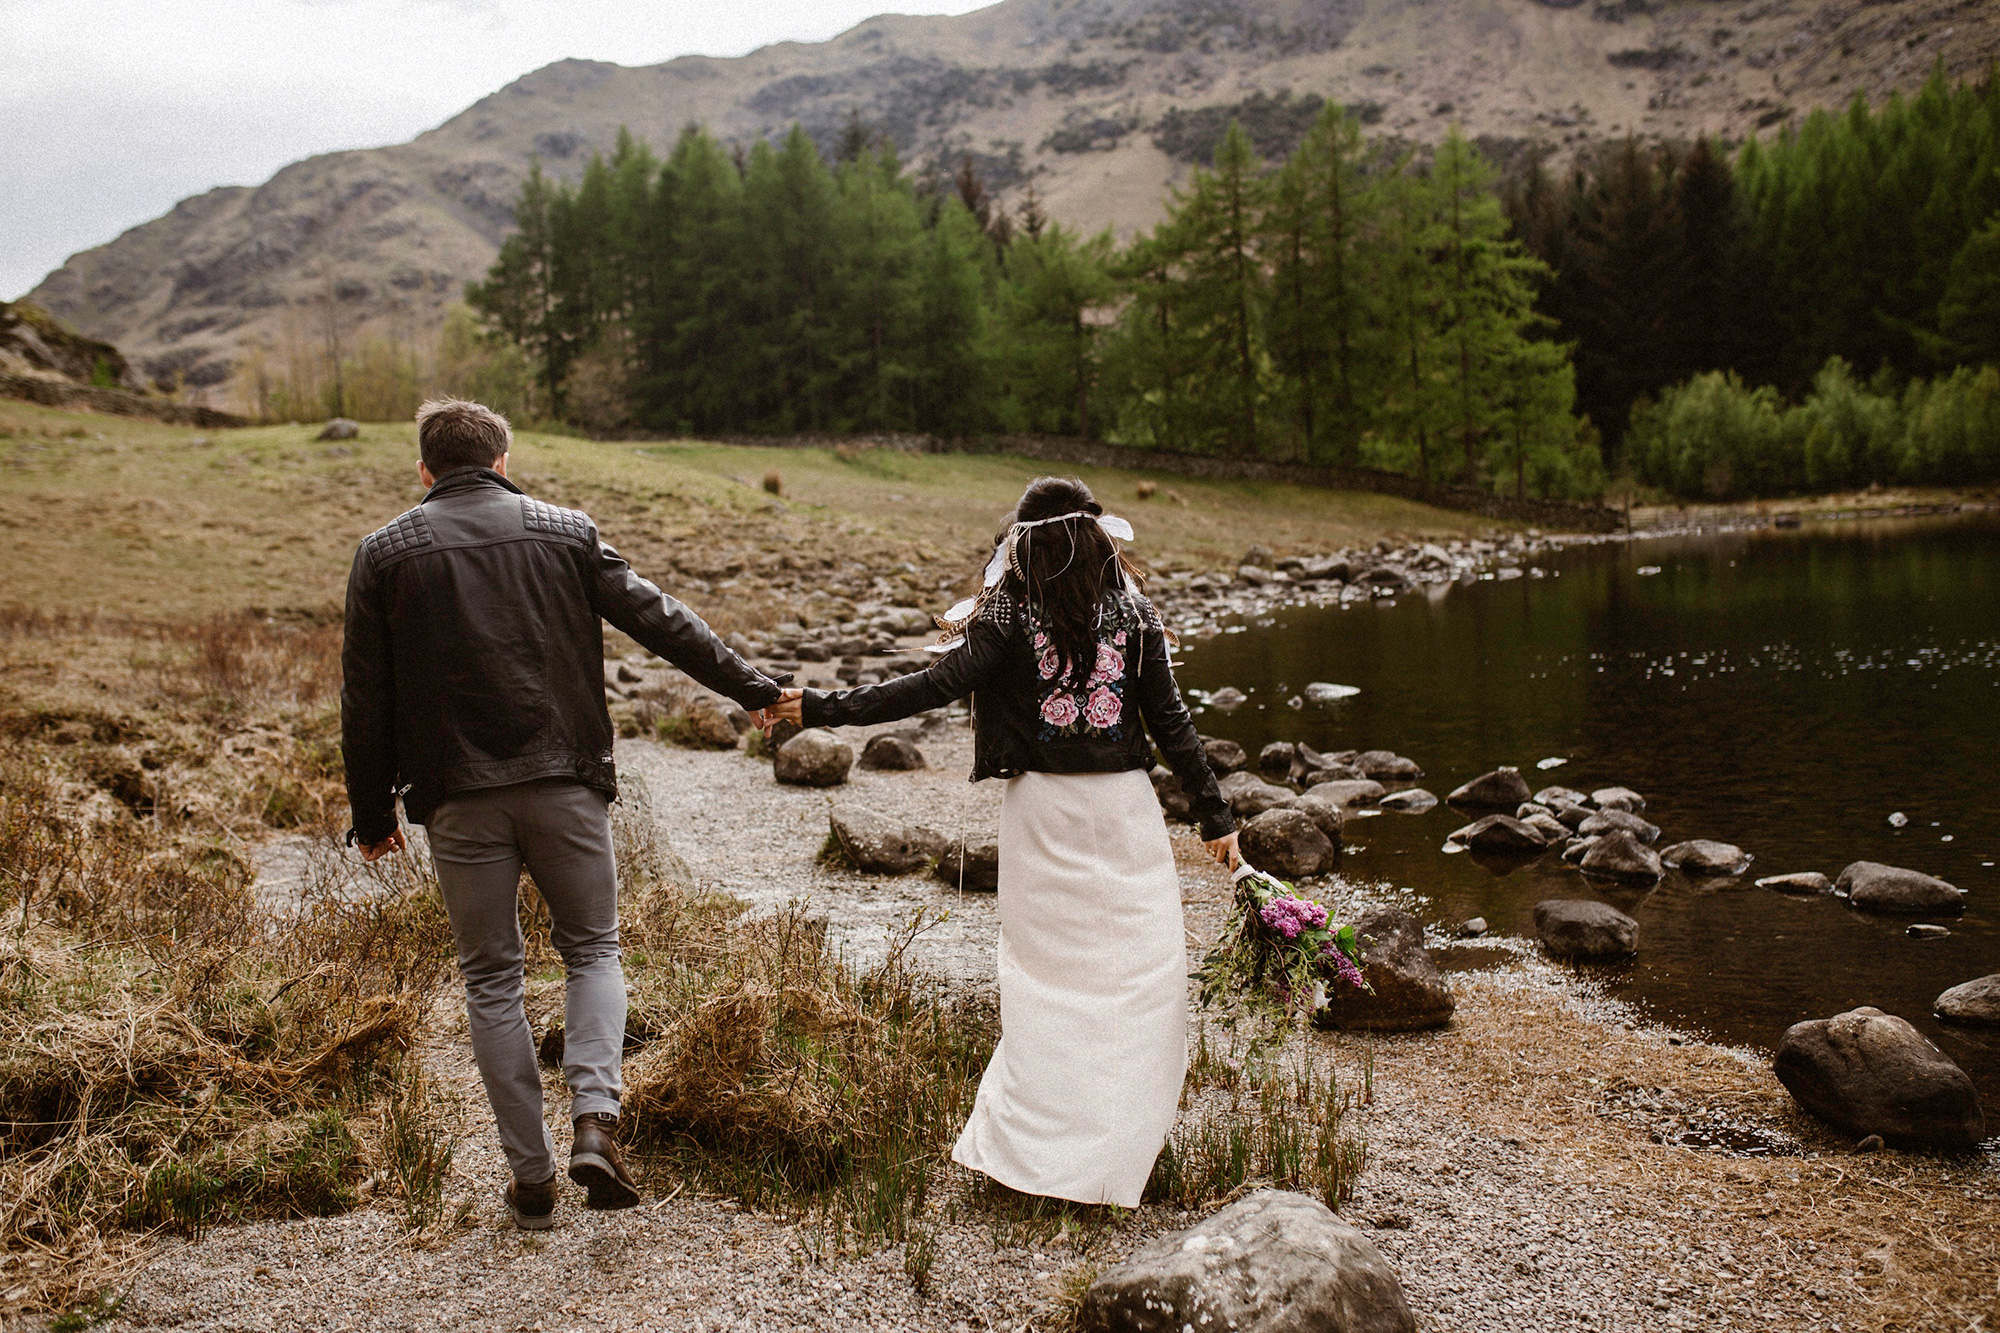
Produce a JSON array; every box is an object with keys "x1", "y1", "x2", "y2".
[{"x1": 416, "y1": 398, "x2": 511, "y2": 475}]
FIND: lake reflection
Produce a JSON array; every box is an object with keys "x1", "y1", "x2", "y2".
[{"x1": 1175, "y1": 513, "x2": 2000, "y2": 1106}]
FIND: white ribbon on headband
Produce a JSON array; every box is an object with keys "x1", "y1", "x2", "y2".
[{"x1": 981, "y1": 511, "x2": 1135, "y2": 589}]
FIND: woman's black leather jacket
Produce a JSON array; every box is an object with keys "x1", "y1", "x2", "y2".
[{"x1": 801, "y1": 585, "x2": 1232, "y2": 839}]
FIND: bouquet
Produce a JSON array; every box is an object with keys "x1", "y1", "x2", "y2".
[{"x1": 1196, "y1": 863, "x2": 1371, "y2": 1024}]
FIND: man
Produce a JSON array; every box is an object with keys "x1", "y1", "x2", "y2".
[{"x1": 341, "y1": 398, "x2": 788, "y2": 1230}]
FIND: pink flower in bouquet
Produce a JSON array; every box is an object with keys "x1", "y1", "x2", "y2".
[
  {"x1": 1037, "y1": 645, "x2": 1060, "y2": 680},
  {"x1": 1090, "y1": 642, "x2": 1124, "y2": 684},
  {"x1": 1083, "y1": 685, "x2": 1122, "y2": 729},
  {"x1": 1040, "y1": 692, "x2": 1081, "y2": 727},
  {"x1": 1258, "y1": 895, "x2": 1326, "y2": 940},
  {"x1": 1324, "y1": 941, "x2": 1366, "y2": 990}
]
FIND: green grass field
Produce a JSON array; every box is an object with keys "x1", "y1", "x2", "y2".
[{"x1": 0, "y1": 399, "x2": 1510, "y2": 622}]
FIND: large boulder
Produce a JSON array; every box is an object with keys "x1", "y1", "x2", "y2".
[
  {"x1": 1773, "y1": 1007, "x2": 1985, "y2": 1150},
  {"x1": 858, "y1": 733, "x2": 926, "y2": 771},
  {"x1": 1935, "y1": 975, "x2": 2000, "y2": 1027},
  {"x1": 1659, "y1": 839, "x2": 1751, "y2": 876},
  {"x1": 1533, "y1": 899, "x2": 1638, "y2": 959},
  {"x1": 933, "y1": 838, "x2": 1000, "y2": 892},
  {"x1": 1835, "y1": 862, "x2": 1967, "y2": 915},
  {"x1": 1578, "y1": 831, "x2": 1664, "y2": 884},
  {"x1": 1203, "y1": 737, "x2": 1249, "y2": 775},
  {"x1": 1377, "y1": 787, "x2": 1437, "y2": 813},
  {"x1": 1576, "y1": 808, "x2": 1661, "y2": 844},
  {"x1": 1077, "y1": 1189, "x2": 1416, "y2": 1333},
  {"x1": 315, "y1": 417, "x2": 360, "y2": 441},
  {"x1": 1239, "y1": 808, "x2": 1337, "y2": 880},
  {"x1": 1590, "y1": 786, "x2": 1647, "y2": 812},
  {"x1": 774, "y1": 729, "x2": 853, "y2": 786},
  {"x1": 1304, "y1": 778, "x2": 1386, "y2": 809},
  {"x1": 829, "y1": 806, "x2": 928, "y2": 874},
  {"x1": 1447, "y1": 814, "x2": 1547, "y2": 854},
  {"x1": 1315, "y1": 908, "x2": 1453, "y2": 1032},
  {"x1": 1447, "y1": 766, "x2": 1532, "y2": 810}
]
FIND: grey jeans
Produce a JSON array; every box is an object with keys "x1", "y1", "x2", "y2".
[{"x1": 426, "y1": 780, "x2": 624, "y2": 1184}]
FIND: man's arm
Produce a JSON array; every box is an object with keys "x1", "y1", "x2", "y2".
[
  {"x1": 340, "y1": 545, "x2": 401, "y2": 848},
  {"x1": 586, "y1": 531, "x2": 783, "y2": 710}
]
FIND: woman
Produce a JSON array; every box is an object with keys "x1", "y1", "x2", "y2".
[{"x1": 773, "y1": 476, "x2": 1235, "y2": 1207}]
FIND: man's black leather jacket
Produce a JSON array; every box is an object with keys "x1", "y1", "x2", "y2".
[
  {"x1": 802, "y1": 584, "x2": 1232, "y2": 840},
  {"x1": 341, "y1": 467, "x2": 783, "y2": 845}
]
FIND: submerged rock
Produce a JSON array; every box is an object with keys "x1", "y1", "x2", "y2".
[
  {"x1": 1078, "y1": 1189, "x2": 1416, "y2": 1333},
  {"x1": 1577, "y1": 808, "x2": 1661, "y2": 844},
  {"x1": 1447, "y1": 766, "x2": 1533, "y2": 810},
  {"x1": 1578, "y1": 831, "x2": 1664, "y2": 884},
  {"x1": 1534, "y1": 899, "x2": 1639, "y2": 959},
  {"x1": 1377, "y1": 787, "x2": 1437, "y2": 813},
  {"x1": 1356, "y1": 749, "x2": 1423, "y2": 780},
  {"x1": 1659, "y1": 839, "x2": 1751, "y2": 876},
  {"x1": 1315, "y1": 908, "x2": 1454, "y2": 1032},
  {"x1": 1304, "y1": 778, "x2": 1386, "y2": 809},
  {"x1": 1774, "y1": 1007, "x2": 1985, "y2": 1150},
  {"x1": 1205, "y1": 686, "x2": 1248, "y2": 710},
  {"x1": 1935, "y1": 975, "x2": 2000, "y2": 1027},
  {"x1": 1836, "y1": 861, "x2": 1967, "y2": 915},
  {"x1": 1591, "y1": 786, "x2": 1647, "y2": 812},
  {"x1": 1240, "y1": 808, "x2": 1336, "y2": 880},
  {"x1": 1449, "y1": 814, "x2": 1548, "y2": 854},
  {"x1": 1534, "y1": 785, "x2": 1589, "y2": 807},
  {"x1": 1257, "y1": 741, "x2": 1298, "y2": 777},
  {"x1": 1303, "y1": 681, "x2": 1361, "y2": 705},
  {"x1": 1755, "y1": 871, "x2": 1831, "y2": 894}
]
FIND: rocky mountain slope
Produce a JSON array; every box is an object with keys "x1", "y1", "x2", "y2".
[{"x1": 27, "y1": 0, "x2": 1998, "y2": 404}]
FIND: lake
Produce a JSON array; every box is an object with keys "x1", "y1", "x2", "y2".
[{"x1": 1174, "y1": 511, "x2": 2000, "y2": 1108}]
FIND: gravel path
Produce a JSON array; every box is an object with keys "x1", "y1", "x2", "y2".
[{"x1": 103, "y1": 736, "x2": 1997, "y2": 1333}]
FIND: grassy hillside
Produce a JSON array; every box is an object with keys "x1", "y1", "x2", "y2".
[{"x1": 0, "y1": 399, "x2": 1507, "y2": 625}]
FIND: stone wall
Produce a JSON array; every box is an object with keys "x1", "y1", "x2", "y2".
[{"x1": 698, "y1": 430, "x2": 1629, "y2": 533}]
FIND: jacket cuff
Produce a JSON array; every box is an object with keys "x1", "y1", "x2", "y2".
[
  {"x1": 801, "y1": 688, "x2": 837, "y2": 728},
  {"x1": 347, "y1": 812, "x2": 398, "y2": 847},
  {"x1": 736, "y1": 675, "x2": 784, "y2": 709},
  {"x1": 1196, "y1": 807, "x2": 1236, "y2": 841}
]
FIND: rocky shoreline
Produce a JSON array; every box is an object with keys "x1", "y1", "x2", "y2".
[{"x1": 174, "y1": 726, "x2": 1999, "y2": 1333}]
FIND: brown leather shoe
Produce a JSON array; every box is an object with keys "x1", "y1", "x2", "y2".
[
  {"x1": 506, "y1": 1174, "x2": 556, "y2": 1230},
  {"x1": 569, "y1": 1113, "x2": 642, "y2": 1210}
]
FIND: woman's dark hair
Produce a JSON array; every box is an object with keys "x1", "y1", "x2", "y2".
[{"x1": 1007, "y1": 476, "x2": 1144, "y2": 685}]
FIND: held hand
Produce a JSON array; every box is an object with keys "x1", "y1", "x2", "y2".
[
  {"x1": 359, "y1": 830, "x2": 406, "y2": 863},
  {"x1": 766, "y1": 689, "x2": 804, "y2": 726},
  {"x1": 1203, "y1": 830, "x2": 1241, "y2": 869}
]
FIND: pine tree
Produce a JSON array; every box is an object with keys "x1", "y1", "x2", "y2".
[{"x1": 997, "y1": 223, "x2": 1116, "y2": 435}]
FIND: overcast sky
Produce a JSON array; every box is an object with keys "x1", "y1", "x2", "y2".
[{"x1": 0, "y1": 0, "x2": 996, "y2": 300}]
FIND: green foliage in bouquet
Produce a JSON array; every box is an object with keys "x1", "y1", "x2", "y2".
[{"x1": 1196, "y1": 866, "x2": 1369, "y2": 1027}]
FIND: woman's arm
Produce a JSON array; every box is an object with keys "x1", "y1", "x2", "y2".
[
  {"x1": 1131, "y1": 603, "x2": 1234, "y2": 841},
  {"x1": 803, "y1": 604, "x2": 1010, "y2": 729}
]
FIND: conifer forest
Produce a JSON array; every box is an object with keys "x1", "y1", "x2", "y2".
[{"x1": 469, "y1": 71, "x2": 2000, "y2": 501}]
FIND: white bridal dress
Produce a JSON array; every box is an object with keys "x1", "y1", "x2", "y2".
[{"x1": 951, "y1": 767, "x2": 1187, "y2": 1207}]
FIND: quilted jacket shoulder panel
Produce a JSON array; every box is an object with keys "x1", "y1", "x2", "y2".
[
  {"x1": 360, "y1": 507, "x2": 434, "y2": 565},
  {"x1": 520, "y1": 497, "x2": 593, "y2": 544}
]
